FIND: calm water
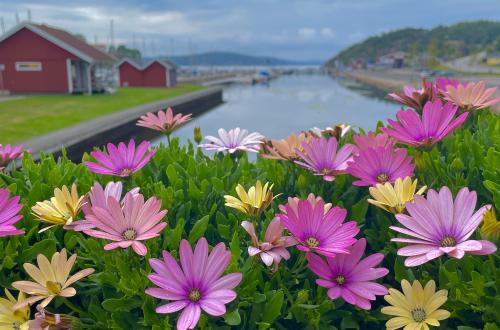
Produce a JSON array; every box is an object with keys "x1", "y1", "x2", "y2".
[{"x1": 157, "y1": 74, "x2": 397, "y2": 144}]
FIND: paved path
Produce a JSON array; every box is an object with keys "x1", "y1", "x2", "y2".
[
  {"x1": 0, "y1": 95, "x2": 25, "y2": 102},
  {"x1": 446, "y1": 52, "x2": 500, "y2": 74}
]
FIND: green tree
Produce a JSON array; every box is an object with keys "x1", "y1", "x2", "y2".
[
  {"x1": 427, "y1": 38, "x2": 439, "y2": 68},
  {"x1": 109, "y1": 45, "x2": 142, "y2": 60},
  {"x1": 409, "y1": 42, "x2": 419, "y2": 69},
  {"x1": 495, "y1": 36, "x2": 500, "y2": 51}
]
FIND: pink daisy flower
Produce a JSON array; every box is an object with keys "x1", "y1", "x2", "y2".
[
  {"x1": 84, "y1": 139, "x2": 156, "y2": 177},
  {"x1": 307, "y1": 238, "x2": 388, "y2": 310},
  {"x1": 241, "y1": 218, "x2": 297, "y2": 270},
  {"x1": 435, "y1": 77, "x2": 460, "y2": 94},
  {"x1": 137, "y1": 107, "x2": 192, "y2": 135},
  {"x1": 443, "y1": 80, "x2": 500, "y2": 111},
  {"x1": 146, "y1": 238, "x2": 242, "y2": 330},
  {"x1": 387, "y1": 80, "x2": 437, "y2": 111},
  {"x1": 347, "y1": 145, "x2": 415, "y2": 186},
  {"x1": 198, "y1": 127, "x2": 265, "y2": 154},
  {"x1": 391, "y1": 186, "x2": 497, "y2": 267},
  {"x1": 83, "y1": 192, "x2": 167, "y2": 256},
  {"x1": 352, "y1": 131, "x2": 394, "y2": 153},
  {"x1": 279, "y1": 193, "x2": 332, "y2": 215},
  {"x1": 382, "y1": 100, "x2": 468, "y2": 148},
  {"x1": 0, "y1": 188, "x2": 25, "y2": 237},
  {"x1": 278, "y1": 198, "x2": 359, "y2": 257},
  {"x1": 294, "y1": 137, "x2": 355, "y2": 181},
  {"x1": 68, "y1": 182, "x2": 140, "y2": 231},
  {"x1": 0, "y1": 144, "x2": 30, "y2": 169}
]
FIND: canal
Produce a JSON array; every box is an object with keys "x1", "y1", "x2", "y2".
[{"x1": 159, "y1": 74, "x2": 398, "y2": 144}]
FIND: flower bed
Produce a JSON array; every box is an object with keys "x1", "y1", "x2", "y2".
[{"x1": 0, "y1": 79, "x2": 499, "y2": 329}]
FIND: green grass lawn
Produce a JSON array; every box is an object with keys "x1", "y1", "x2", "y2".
[{"x1": 0, "y1": 85, "x2": 204, "y2": 144}]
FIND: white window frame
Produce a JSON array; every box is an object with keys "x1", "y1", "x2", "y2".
[{"x1": 15, "y1": 61, "x2": 42, "y2": 72}]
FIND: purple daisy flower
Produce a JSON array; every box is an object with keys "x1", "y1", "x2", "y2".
[
  {"x1": 84, "y1": 139, "x2": 156, "y2": 177},
  {"x1": 391, "y1": 186, "x2": 497, "y2": 267},
  {"x1": 307, "y1": 238, "x2": 389, "y2": 310},
  {"x1": 198, "y1": 128, "x2": 264, "y2": 154},
  {"x1": 0, "y1": 188, "x2": 25, "y2": 237},
  {"x1": 347, "y1": 145, "x2": 415, "y2": 186},
  {"x1": 146, "y1": 238, "x2": 242, "y2": 330},
  {"x1": 294, "y1": 137, "x2": 355, "y2": 181},
  {"x1": 382, "y1": 100, "x2": 468, "y2": 148},
  {"x1": 278, "y1": 197, "x2": 359, "y2": 257}
]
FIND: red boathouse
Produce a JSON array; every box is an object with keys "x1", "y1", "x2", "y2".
[
  {"x1": 0, "y1": 22, "x2": 116, "y2": 94},
  {"x1": 117, "y1": 59, "x2": 177, "y2": 88}
]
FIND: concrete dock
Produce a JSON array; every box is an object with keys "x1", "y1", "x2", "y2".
[{"x1": 23, "y1": 87, "x2": 223, "y2": 162}]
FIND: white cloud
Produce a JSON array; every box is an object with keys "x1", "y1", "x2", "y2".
[
  {"x1": 1, "y1": 0, "x2": 498, "y2": 60},
  {"x1": 298, "y1": 27, "x2": 316, "y2": 39},
  {"x1": 320, "y1": 27, "x2": 335, "y2": 38}
]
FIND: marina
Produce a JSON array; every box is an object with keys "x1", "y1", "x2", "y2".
[{"x1": 158, "y1": 73, "x2": 397, "y2": 144}]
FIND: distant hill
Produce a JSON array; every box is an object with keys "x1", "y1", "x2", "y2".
[
  {"x1": 325, "y1": 20, "x2": 500, "y2": 67},
  {"x1": 156, "y1": 51, "x2": 320, "y2": 66}
]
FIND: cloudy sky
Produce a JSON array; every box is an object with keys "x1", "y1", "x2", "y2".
[{"x1": 1, "y1": 0, "x2": 499, "y2": 61}]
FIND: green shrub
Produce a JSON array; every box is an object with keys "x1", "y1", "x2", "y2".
[{"x1": 0, "y1": 111, "x2": 498, "y2": 329}]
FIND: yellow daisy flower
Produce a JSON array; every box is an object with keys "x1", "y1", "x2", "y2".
[
  {"x1": 0, "y1": 289, "x2": 30, "y2": 330},
  {"x1": 31, "y1": 184, "x2": 85, "y2": 232},
  {"x1": 381, "y1": 279, "x2": 450, "y2": 330},
  {"x1": 224, "y1": 180, "x2": 276, "y2": 217},
  {"x1": 368, "y1": 177, "x2": 426, "y2": 214},
  {"x1": 481, "y1": 207, "x2": 500, "y2": 241},
  {"x1": 12, "y1": 249, "x2": 94, "y2": 310}
]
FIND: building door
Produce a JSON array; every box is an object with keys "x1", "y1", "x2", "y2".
[{"x1": 71, "y1": 61, "x2": 91, "y2": 93}]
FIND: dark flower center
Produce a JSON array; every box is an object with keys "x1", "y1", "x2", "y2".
[
  {"x1": 163, "y1": 123, "x2": 174, "y2": 131},
  {"x1": 377, "y1": 173, "x2": 389, "y2": 183},
  {"x1": 122, "y1": 228, "x2": 137, "y2": 240},
  {"x1": 188, "y1": 288, "x2": 201, "y2": 302},
  {"x1": 305, "y1": 236, "x2": 320, "y2": 248},
  {"x1": 335, "y1": 275, "x2": 346, "y2": 285},
  {"x1": 440, "y1": 235, "x2": 456, "y2": 247},
  {"x1": 411, "y1": 308, "x2": 427, "y2": 322},
  {"x1": 120, "y1": 168, "x2": 132, "y2": 176}
]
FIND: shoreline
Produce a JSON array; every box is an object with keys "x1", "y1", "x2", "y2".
[{"x1": 341, "y1": 70, "x2": 500, "y2": 113}]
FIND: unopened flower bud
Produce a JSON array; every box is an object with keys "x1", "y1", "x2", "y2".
[{"x1": 194, "y1": 127, "x2": 202, "y2": 144}]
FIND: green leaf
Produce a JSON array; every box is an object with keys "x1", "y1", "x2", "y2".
[
  {"x1": 188, "y1": 215, "x2": 209, "y2": 243},
  {"x1": 394, "y1": 257, "x2": 414, "y2": 282},
  {"x1": 351, "y1": 197, "x2": 369, "y2": 222},
  {"x1": 169, "y1": 218, "x2": 185, "y2": 250},
  {"x1": 340, "y1": 317, "x2": 359, "y2": 330},
  {"x1": 224, "y1": 308, "x2": 241, "y2": 326},
  {"x1": 166, "y1": 164, "x2": 179, "y2": 184},
  {"x1": 102, "y1": 297, "x2": 142, "y2": 312},
  {"x1": 211, "y1": 177, "x2": 224, "y2": 192},
  {"x1": 20, "y1": 239, "x2": 56, "y2": 261},
  {"x1": 262, "y1": 290, "x2": 284, "y2": 324}
]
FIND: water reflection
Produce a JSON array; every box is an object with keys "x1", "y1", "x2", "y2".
[{"x1": 157, "y1": 74, "x2": 397, "y2": 144}]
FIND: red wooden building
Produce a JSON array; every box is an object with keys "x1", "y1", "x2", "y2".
[
  {"x1": 117, "y1": 59, "x2": 177, "y2": 88},
  {"x1": 0, "y1": 22, "x2": 116, "y2": 94}
]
